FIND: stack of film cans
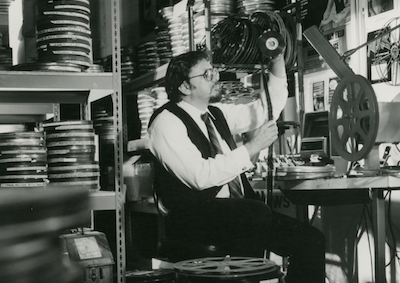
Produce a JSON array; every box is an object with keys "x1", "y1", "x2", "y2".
[
  {"x1": 155, "y1": 25, "x2": 173, "y2": 66},
  {"x1": 137, "y1": 41, "x2": 160, "y2": 76},
  {"x1": 102, "y1": 46, "x2": 138, "y2": 83},
  {"x1": 92, "y1": 109, "x2": 114, "y2": 190},
  {"x1": 43, "y1": 120, "x2": 100, "y2": 192},
  {"x1": 0, "y1": 46, "x2": 12, "y2": 70},
  {"x1": 237, "y1": 0, "x2": 276, "y2": 14},
  {"x1": 36, "y1": 0, "x2": 92, "y2": 71},
  {"x1": 0, "y1": 132, "x2": 48, "y2": 188}
]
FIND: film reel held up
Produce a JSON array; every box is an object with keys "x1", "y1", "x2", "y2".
[
  {"x1": 207, "y1": 12, "x2": 293, "y2": 69},
  {"x1": 258, "y1": 30, "x2": 285, "y2": 59}
]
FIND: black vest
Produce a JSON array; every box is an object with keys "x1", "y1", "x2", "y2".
[{"x1": 148, "y1": 102, "x2": 261, "y2": 212}]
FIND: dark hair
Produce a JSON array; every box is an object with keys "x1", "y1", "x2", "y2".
[{"x1": 165, "y1": 50, "x2": 212, "y2": 103}]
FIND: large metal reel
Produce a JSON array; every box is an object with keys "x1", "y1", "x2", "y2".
[
  {"x1": 369, "y1": 17, "x2": 400, "y2": 85},
  {"x1": 329, "y1": 75, "x2": 379, "y2": 161},
  {"x1": 174, "y1": 256, "x2": 278, "y2": 279}
]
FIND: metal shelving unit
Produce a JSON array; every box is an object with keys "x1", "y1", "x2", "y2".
[
  {"x1": 0, "y1": 72, "x2": 120, "y2": 204},
  {"x1": 0, "y1": 0, "x2": 126, "y2": 282},
  {"x1": 0, "y1": 67, "x2": 123, "y2": 265}
]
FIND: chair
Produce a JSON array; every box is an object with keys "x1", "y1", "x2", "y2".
[{"x1": 153, "y1": 190, "x2": 227, "y2": 263}]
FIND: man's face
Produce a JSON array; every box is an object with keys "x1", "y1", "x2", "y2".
[{"x1": 186, "y1": 59, "x2": 221, "y2": 103}]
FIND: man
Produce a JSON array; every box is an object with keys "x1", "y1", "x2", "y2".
[{"x1": 148, "y1": 50, "x2": 325, "y2": 283}]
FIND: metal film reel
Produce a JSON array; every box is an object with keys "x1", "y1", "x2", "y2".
[
  {"x1": 258, "y1": 30, "x2": 285, "y2": 59},
  {"x1": 174, "y1": 256, "x2": 277, "y2": 278},
  {"x1": 329, "y1": 75, "x2": 379, "y2": 162},
  {"x1": 369, "y1": 17, "x2": 400, "y2": 86}
]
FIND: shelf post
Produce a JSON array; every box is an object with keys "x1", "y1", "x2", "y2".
[
  {"x1": 187, "y1": 0, "x2": 195, "y2": 51},
  {"x1": 111, "y1": 0, "x2": 126, "y2": 282},
  {"x1": 204, "y1": 0, "x2": 211, "y2": 51}
]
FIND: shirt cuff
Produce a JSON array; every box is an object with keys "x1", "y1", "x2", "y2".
[{"x1": 232, "y1": 145, "x2": 255, "y2": 173}]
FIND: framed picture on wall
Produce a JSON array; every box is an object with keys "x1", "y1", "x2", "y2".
[
  {"x1": 368, "y1": 0, "x2": 394, "y2": 17},
  {"x1": 312, "y1": 80, "x2": 325, "y2": 111},
  {"x1": 319, "y1": 0, "x2": 351, "y2": 32}
]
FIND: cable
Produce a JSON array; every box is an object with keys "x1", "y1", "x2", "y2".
[
  {"x1": 350, "y1": 203, "x2": 375, "y2": 282},
  {"x1": 352, "y1": 202, "x2": 369, "y2": 282},
  {"x1": 259, "y1": 52, "x2": 274, "y2": 208},
  {"x1": 384, "y1": 191, "x2": 393, "y2": 267},
  {"x1": 385, "y1": 190, "x2": 400, "y2": 269},
  {"x1": 363, "y1": 203, "x2": 375, "y2": 282}
]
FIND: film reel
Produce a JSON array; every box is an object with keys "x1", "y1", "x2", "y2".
[
  {"x1": 369, "y1": 17, "x2": 400, "y2": 86},
  {"x1": 329, "y1": 75, "x2": 379, "y2": 162},
  {"x1": 258, "y1": 30, "x2": 285, "y2": 59},
  {"x1": 174, "y1": 256, "x2": 278, "y2": 279}
]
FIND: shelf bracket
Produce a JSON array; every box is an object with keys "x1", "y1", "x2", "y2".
[{"x1": 53, "y1": 103, "x2": 60, "y2": 121}]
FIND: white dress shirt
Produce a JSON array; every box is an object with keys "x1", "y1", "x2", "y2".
[{"x1": 148, "y1": 74, "x2": 288, "y2": 198}]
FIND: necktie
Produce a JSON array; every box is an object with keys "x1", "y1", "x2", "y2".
[{"x1": 201, "y1": 112, "x2": 243, "y2": 198}]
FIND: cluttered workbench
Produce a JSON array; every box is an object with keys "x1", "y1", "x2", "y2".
[{"x1": 271, "y1": 23, "x2": 400, "y2": 282}]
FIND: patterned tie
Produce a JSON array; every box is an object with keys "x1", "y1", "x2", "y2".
[{"x1": 201, "y1": 112, "x2": 243, "y2": 198}]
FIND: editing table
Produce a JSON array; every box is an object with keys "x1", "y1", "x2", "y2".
[{"x1": 277, "y1": 175, "x2": 400, "y2": 283}]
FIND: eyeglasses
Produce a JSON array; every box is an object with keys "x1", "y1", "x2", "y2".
[{"x1": 187, "y1": 68, "x2": 219, "y2": 82}]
